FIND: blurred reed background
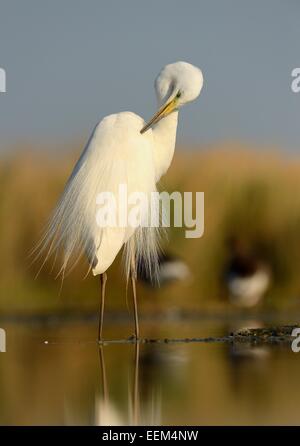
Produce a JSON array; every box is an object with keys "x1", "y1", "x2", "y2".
[
  {"x1": 1, "y1": 2, "x2": 300, "y2": 317},
  {"x1": 2, "y1": 143, "x2": 300, "y2": 316}
]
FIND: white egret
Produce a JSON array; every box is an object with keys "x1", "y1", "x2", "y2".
[{"x1": 38, "y1": 61, "x2": 203, "y2": 340}]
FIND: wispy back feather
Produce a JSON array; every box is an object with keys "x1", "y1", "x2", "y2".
[{"x1": 33, "y1": 113, "x2": 164, "y2": 283}]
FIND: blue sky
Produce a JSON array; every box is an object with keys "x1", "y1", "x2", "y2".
[{"x1": 0, "y1": 0, "x2": 300, "y2": 151}]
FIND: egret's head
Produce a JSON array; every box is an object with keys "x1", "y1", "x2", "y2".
[{"x1": 140, "y1": 61, "x2": 203, "y2": 134}]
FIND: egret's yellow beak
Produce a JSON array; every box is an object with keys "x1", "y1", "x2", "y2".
[{"x1": 140, "y1": 96, "x2": 178, "y2": 134}]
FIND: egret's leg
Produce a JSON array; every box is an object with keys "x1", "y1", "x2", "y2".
[
  {"x1": 131, "y1": 253, "x2": 140, "y2": 340},
  {"x1": 98, "y1": 272, "x2": 107, "y2": 342}
]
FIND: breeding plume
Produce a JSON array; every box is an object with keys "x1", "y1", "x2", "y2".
[{"x1": 38, "y1": 61, "x2": 203, "y2": 340}]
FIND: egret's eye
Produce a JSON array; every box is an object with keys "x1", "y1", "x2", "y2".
[{"x1": 176, "y1": 91, "x2": 182, "y2": 98}]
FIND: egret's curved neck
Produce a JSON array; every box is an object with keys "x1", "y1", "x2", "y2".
[{"x1": 152, "y1": 110, "x2": 178, "y2": 182}]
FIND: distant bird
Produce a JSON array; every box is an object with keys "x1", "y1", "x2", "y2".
[
  {"x1": 138, "y1": 252, "x2": 191, "y2": 287},
  {"x1": 37, "y1": 62, "x2": 203, "y2": 340},
  {"x1": 225, "y1": 238, "x2": 271, "y2": 307}
]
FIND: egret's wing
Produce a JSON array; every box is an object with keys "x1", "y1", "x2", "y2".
[{"x1": 36, "y1": 112, "x2": 161, "y2": 279}]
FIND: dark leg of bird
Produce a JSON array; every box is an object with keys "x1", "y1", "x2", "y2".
[
  {"x1": 98, "y1": 345, "x2": 108, "y2": 403},
  {"x1": 131, "y1": 252, "x2": 140, "y2": 340},
  {"x1": 98, "y1": 272, "x2": 107, "y2": 342}
]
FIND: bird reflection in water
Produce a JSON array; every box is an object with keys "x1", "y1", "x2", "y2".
[
  {"x1": 95, "y1": 343, "x2": 152, "y2": 426},
  {"x1": 95, "y1": 343, "x2": 186, "y2": 426},
  {"x1": 225, "y1": 322, "x2": 271, "y2": 398}
]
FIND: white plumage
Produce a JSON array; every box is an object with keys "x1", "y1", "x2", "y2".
[
  {"x1": 38, "y1": 112, "x2": 158, "y2": 278},
  {"x1": 228, "y1": 269, "x2": 270, "y2": 307},
  {"x1": 39, "y1": 62, "x2": 203, "y2": 279},
  {"x1": 36, "y1": 61, "x2": 203, "y2": 339}
]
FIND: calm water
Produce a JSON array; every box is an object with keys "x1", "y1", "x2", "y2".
[{"x1": 1, "y1": 317, "x2": 300, "y2": 425}]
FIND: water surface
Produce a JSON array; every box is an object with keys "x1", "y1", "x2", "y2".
[{"x1": 1, "y1": 318, "x2": 300, "y2": 425}]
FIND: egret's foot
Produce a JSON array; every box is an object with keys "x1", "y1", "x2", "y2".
[{"x1": 128, "y1": 334, "x2": 140, "y2": 342}]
